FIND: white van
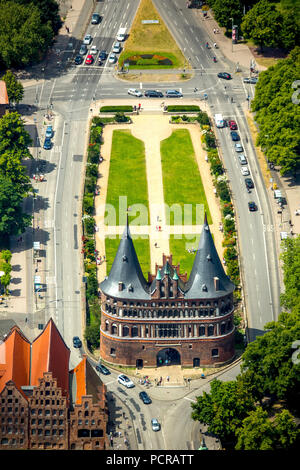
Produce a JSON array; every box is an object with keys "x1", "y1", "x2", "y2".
[
  {"x1": 116, "y1": 27, "x2": 126, "y2": 41},
  {"x1": 214, "y1": 113, "x2": 224, "y2": 128}
]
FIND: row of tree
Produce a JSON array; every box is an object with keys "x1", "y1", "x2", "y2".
[
  {"x1": 191, "y1": 236, "x2": 300, "y2": 450},
  {"x1": 0, "y1": 0, "x2": 61, "y2": 69},
  {"x1": 0, "y1": 111, "x2": 33, "y2": 245},
  {"x1": 207, "y1": 0, "x2": 299, "y2": 52},
  {"x1": 251, "y1": 46, "x2": 300, "y2": 175}
]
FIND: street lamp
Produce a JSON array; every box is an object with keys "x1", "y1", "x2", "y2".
[{"x1": 230, "y1": 18, "x2": 233, "y2": 52}]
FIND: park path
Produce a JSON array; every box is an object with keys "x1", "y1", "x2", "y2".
[{"x1": 93, "y1": 110, "x2": 224, "y2": 281}]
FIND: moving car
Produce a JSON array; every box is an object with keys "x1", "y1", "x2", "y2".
[
  {"x1": 230, "y1": 131, "x2": 240, "y2": 141},
  {"x1": 45, "y1": 125, "x2": 53, "y2": 138},
  {"x1": 248, "y1": 201, "x2": 257, "y2": 211},
  {"x1": 238, "y1": 154, "x2": 247, "y2": 165},
  {"x1": 112, "y1": 42, "x2": 121, "y2": 53},
  {"x1": 90, "y1": 45, "x2": 98, "y2": 55},
  {"x1": 99, "y1": 50, "x2": 107, "y2": 61},
  {"x1": 235, "y1": 143, "x2": 243, "y2": 152},
  {"x1": 243, "y1": 77, "x2": 258, "y2": 84},
  {"x1": 139, "y1": 391, "x2": 152, "y2": 404},
  {"x1": 165, "y1": 89, "x2": 183, "y2": 98},
  {"x1": 217, "y1": 72, "x2": 231, "y2": 80},
  {"x1": 91, "y1": 13, "x2": 101, "y2": 24},
  {"x1": 79, "y1": 44, "x2": 87, "y2": 55},
  {"x1": 43, "y1": 137, "x2": 51, "y2": 150},
  {"x1": 108, "y1": 53, "x2": 117, "y2": 64},
  {"x1": 85, "y1": 54, "x2": 93, "y2": 65},
  {"x1": 74, "y1": 54, "x2": 83, "y2": 65},
  {"x1": 241, "y1": 166, "x2": 250, "y2": 176},
  {"x1": 144, "y1": 90, "x2": 163, "y2": 98},
  {"x1": 228, "y1": 120, "x2": 237, "y2": 130},
  {"x1": 73, "y1": 336, "x2": 82, "y2": 348},
  {"x1": 151, "y1": 418, "x2": 161, "y2": 432},
  {"x1": 96, "y1": 363, "x2": 111, "y2": 375},
  {"x1": 128, "y1": 88, "x2": 143, "y2": 97},
  {"x1": 83, "y1": 34, "x2": 92, "y2": 45},
  {"x1": 118, "y1": 374, "x2": 135, "y2": 388},
  {"x1": 245, "y1": 177, "x2": 254, "y2": 189}
]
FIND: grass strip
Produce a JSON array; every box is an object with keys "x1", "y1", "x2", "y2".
[{"x1": 160, "y1": 129, "x2": 212, "y2": 225}]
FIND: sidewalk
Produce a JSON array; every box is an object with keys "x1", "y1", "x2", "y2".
[{"x1": 195, "y1": 8, "x2": 267, "y2": 73}]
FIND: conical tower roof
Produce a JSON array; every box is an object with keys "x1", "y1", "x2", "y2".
[
  {"x1": 99, "y1": 218, "x2": 150, "y2": 300},
  {"x1": 185, "y1": 213, "x2": 235, "y2": 299}
]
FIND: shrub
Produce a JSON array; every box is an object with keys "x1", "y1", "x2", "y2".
[
  {"x1": 167, "y1": 105, "x2": 200, "y2": 112},
  {"x1": 84, "y1": 217, "x2": 95, "y2": 236},
  {"x1": 86, "y1": 273, "x2": 98, "y2": 300},
  {"x1": 196, "y1": 111, "x2": 210, "y2": 126},
  {"x1": 224, "y1": 217, "x2": 236, "y2": 233},
  {"x1": 90, "y1": 126, "x2": 102, "y2": 144},
  {"x1": 100, "y1": 105, "x2": 133, "y2": 113},
  {"x1": 181, "y1": 114, "x2": 189, "y2": 121},
  {"x1": 115, "y1": 112, "x2": 130, "y2": 122},
  {"x1": 86, "y1": 163, "x2": 98, "y2": 179},
  {"x1": 204, "y1": 131, "x2": 216, "y2": 149},
  {"x1": 85, "y1": 176, "x2": 97, "y2": 194},
  {"x1": 83, "y1": 194, "x2": 94, "y2": 215}
]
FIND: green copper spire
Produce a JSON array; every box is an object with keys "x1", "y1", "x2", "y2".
[
  {"x1": 156, "y1": 269, "x2": 162, "y2": 280},
  {"x1": 173, "y1": 269, "x2": 179, "y2": 280}
]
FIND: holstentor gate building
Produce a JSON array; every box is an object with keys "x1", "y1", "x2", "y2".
[{"x1": 99, "y1": 215, "x2": 236, "y2": 368}]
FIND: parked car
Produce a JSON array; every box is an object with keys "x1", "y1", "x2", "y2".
[
  {"x1": 108, "y1": 53, "x2": 117, "y2": 64},
  {"x1": 118, "y1": 374, "x2": 135, "y2": 388},
  {"x1": 91, "y1": 13, "x2": 101, "y2": 24},
  {"x1": 96, "y1": 363, "x2": 110, "y2": 375},
  {"x1": 245, "y1": 177, "x2": 254, "y2": 189},
  {"x1": 248, "y1": 201, "x2": 257, "y2": 211},
  {"x1": 45, "y1": 125, "x2": 53, "y2": 138},
  {"x1": 230, "y1": 131, "x2": 240, "y2": 141},
  {"x1": 241, "y1": 166, "x2": 250, "y2": 176},
  {"x1": 151, "y1": 418, "x2": 161, "y2": 431},
  {"x1": 99, "y1": 50, "x2": 107, "y2": 61},
  {"x1": 238, "y1": 154, "x2": 247, "y2": 165},
  {"x1": 165, "y1": 89, "x2": 183, "y2": 98},
  {"x1": 113, "y1": 42, "x2": 121, "y2": 53},
  {"x1": 83, "y1": 34, "x2": 92, "y2": 45},
  {"x1": 144, "y1": 90, "x2": 163, "y2": 98},
  {"x1": 43, "y1": 137, "x2": 51, "y2": 150},
  {"x1": 90, "y1": 45, "x2": 98, "y2": 55},
  {"x1": 79, "y1": 44, "x2": 87, "y2": 55},
  {"x1": 139, "y1": 391, "x2": 152, "y2": 404},
  {"x1": 72, "y1": 336, "x2": 82, "y2": 348},
  {"x1": 228, "y1": 120, "x2": 237, "y2": 130},
  {"x1": 85, "y1": 54, "x2": 93, "y2": 65},
  {"x1": 74, "y1": 55, "x2": 83, "y2": 65},
  {"x1": 128, "y1": 88, "x2": 143, "y2": 97},
  {"x1": 217, "y1": 72, "x2": 231, "y2": 80},
  {"x1": 235, "y1": 143, "x2": 243, "y2": 152}
]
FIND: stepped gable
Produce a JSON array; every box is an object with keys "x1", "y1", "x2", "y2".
[
  {"x1": 0, "y1": 326, "x2": 31, "y2": 394},
  {"x1": 100, "y1": 216, "x2": 150, "y2": 300},
  {"x1": 31, "y1": 318, "x2": 70, "y2": 395},
  {"x1": 150, "y1": 255, "x2": 186, "y2": 294},
  {"x1": 185, "y1": 213, "x2": 235, "y2": 299}
]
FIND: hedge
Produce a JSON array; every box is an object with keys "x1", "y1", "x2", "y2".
[
  {"x1": 167, "y1": 105, "x2": 200, "y2": 112},
  {"x1": 100, "y1": 106, "x2": 133, "y2": 113}
]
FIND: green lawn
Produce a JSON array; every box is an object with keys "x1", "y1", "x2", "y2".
[
  {"x1": 105, "y1": 235, "x2": 151, "y2": 279},
  {"x1": 105, "y1": 130, "x2": 149, "y2": 226},
  {"x1": 160, "y1": 129, "x2": 212, "y2": 225}
]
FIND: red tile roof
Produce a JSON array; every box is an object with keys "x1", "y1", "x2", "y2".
[{"x1": 0, "y1": 81, "x2": 9, "y2": 105}]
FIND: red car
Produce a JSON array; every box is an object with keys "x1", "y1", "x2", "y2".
[
  {"x1": 85, "y1": 54, "x2": 93, "y2": 65},
  {"x1": 228, "y1": 120, "x2": 237, "y2": 130}
]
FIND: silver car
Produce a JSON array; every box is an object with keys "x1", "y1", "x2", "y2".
[
  {"x1": 79, "y1": 44, "x2": 87, "y2": 55},
  {"x1": 128, "y1": 88, "x2": 142, "y2": 97},
  {"x1": 235, "y1": 143, "x2": 243, "y2": 152},
  {"x1": 83, "y1": 34, "x2": 92, "y2": 45},
  {"x1": 151, "y1": 418, "x2": 161, "y2": 432}
]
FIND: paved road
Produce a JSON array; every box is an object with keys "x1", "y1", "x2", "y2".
[{"x1": 18, "y1": 0, "x2": 282, "y2": 448}]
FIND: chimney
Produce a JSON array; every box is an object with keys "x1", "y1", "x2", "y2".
[
  {"x1": 118, "y1": 282, "x2": 123, "y2": 291},
  {"x1": 214, "y1": 277, "x2": 220, "y2": 291}
]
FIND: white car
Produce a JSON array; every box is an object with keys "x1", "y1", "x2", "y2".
[
  {"x1": 83, "y1": 34, "x2": 92, "y2": 45},
  {"x1": 108, "y1": 53, "x2": 117, "y2": 64},
  {"x1": 118, "y1": 374, "x2": 134, "y2": 388},
  {"x1": 235, "y1": 143, "x2": 243, "y2": 152},
  {"x1": 128, "y1": 88, "x2": 143, "y2": 97},
  {"x1": 241, "y1": 166, "x2": 250, "y2": 176},
  {"x1": 151, "y1": 418, "x2": 161, "y2": 432},
  {"x1": 90, "y1": 45, "x2": 98, "y2": 55}
]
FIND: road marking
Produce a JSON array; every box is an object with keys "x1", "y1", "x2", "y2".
[{"x1": 184, "y1": 397, "x2": 197, "y2": 403}]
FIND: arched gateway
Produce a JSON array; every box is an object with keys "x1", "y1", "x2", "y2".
[{"x1": 157, "y1": 348, "x2": 181, "y2": 367}]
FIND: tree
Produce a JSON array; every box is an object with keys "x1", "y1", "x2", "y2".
[
  {"x1": 0, "y1": 174, "x2": 32, "y2": 242},
  {"x1": 15, "y1": 0, "x2": 62, "y2": 34},
  {"x1": 235, "y1": 407, "x2": 275, "y2": 450},
  {"x1": 280, "y1": 236, "x2": 300, "y2": 311},
  {"x1": 1, "y1": 70, "x2": 24, "y2": 105},
  {"x1": 208, "y1": 0, "x2": 243, "y2": 31},
  {"x1": 273, "y1": 409, "x2": 300, "y2": 449},
  {"x1": 241, "y1": 0, "x2": 283, "y2": 51},
  {"x1": 0, "y1": 112, "x2": 32, "y2": 156}
]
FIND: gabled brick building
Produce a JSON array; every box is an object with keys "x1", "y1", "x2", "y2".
[
  {"x1": 99, "y1": 215, "x2": 236, "y2": 368},
  {"x1": 0, "y1": 319, "x2": 108, "y2": 450}
]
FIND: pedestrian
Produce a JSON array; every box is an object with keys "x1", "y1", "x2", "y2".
[
  {"x1": 167, "y1": 375, "x2": 170, "y2": 382},
  {"x1": 138, "y1": 103, "x2": 141, "y2": 110},
  {"x1": 154, "y1": 242, "x2": 157, "y2": 248},
  {"x1": 213, "y1": 28, "x2": 216, "y2": 34}
]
